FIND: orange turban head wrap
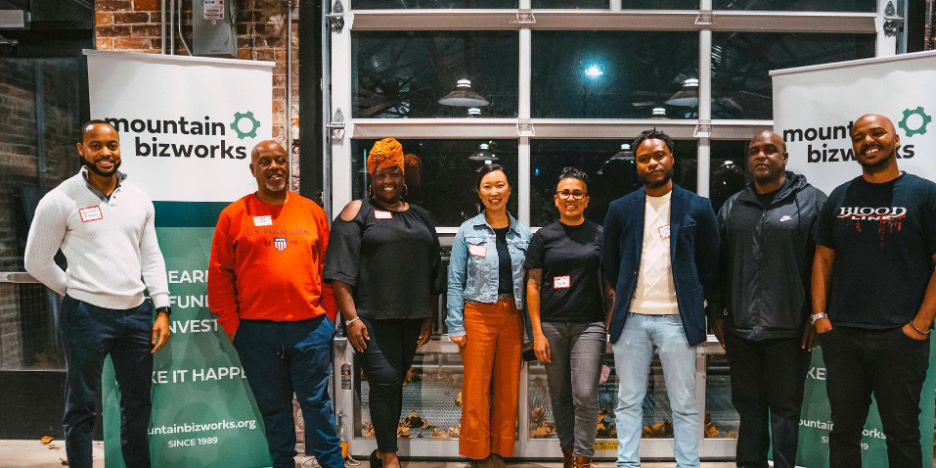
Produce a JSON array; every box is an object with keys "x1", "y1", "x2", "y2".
[{"x1": 367, "y1": 138, "x2": 405, "y2": 176}]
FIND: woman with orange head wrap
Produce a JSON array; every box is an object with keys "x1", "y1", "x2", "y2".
[{"x1": 324, "y1": 138, "x2": 443, "y2": 468}]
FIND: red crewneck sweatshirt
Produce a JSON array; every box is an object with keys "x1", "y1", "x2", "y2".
[{"x1": 208, "y1": 193, "x2": 337, "y2": 336}]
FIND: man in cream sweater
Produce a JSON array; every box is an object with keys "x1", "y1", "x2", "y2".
[
  {"x1": 602, "y1": 130, "x2": 719, "y2": 468},
  {"x1": 25, "y1": 120, "x2": 171, "y2": 468}
]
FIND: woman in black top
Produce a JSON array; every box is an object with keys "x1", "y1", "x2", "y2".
[
  {"x1": 525, "y1": 168, "x2": 612, "y2": 468},
  {"x1": 324, "y1": 138, "x2": 443, "y2": 468}
]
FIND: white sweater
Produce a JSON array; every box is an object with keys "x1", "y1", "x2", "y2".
[
  {"x1": 24, "y1": 168, "x2": 170, "y2": 310},
  {"x1": 630, "y1": 191, "x2": 679, "y2": 315}
]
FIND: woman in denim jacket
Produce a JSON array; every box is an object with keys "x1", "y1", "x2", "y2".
[{"x1": 447, "y1": 164, "x2": 532, "y2": 468}]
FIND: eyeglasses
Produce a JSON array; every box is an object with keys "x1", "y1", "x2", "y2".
[{"x1": 556, "y1": 190, "x2": 588, "y2": 200}]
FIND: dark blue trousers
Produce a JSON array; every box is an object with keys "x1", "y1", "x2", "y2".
[
  {"x1": 60, "y1": 295, "x2": 154, "y2": 468},
  {"x1": 234, "y1": 316, "x2": 343, "y2": 468}
]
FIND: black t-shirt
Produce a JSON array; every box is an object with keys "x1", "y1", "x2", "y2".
[
  {"x1": 815, "y1": 173, "x2": 936, "y2": 328},
  {"x1": 524, "y1": 220, "x2": 604, "y2": 323},
  {"x1": 494, "y1": 226, "x2": 512, "y2": 295},
  {"x1": 324, "y1": 199, "x2": 444, "y2": 320},
  {"x1": 755, "y1": 176, "x2": 791, "y2": 208}
]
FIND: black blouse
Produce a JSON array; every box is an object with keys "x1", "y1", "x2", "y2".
[{"x1": 324, "y1": 199, "x2": 444, "y2": 320}]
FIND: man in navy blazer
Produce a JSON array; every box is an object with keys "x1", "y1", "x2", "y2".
[{"x1": 602, "y1": 129, "x2": 719, "y2": 468}]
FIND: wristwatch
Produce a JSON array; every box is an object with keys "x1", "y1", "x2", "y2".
[
  {"x1": 810, "y1": 312, "x2": 828, "y2": 325},
  {"x1": 156, "y1": 306, "x2": 172, "y2": 316}
]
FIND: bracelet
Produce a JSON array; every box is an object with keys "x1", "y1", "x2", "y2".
[
  {"x1": 344, "y1": 317, "x2": 360, "y2": 327},
  {"x1": 909, "y1": 322, "x2": 930, "y2": 336}
]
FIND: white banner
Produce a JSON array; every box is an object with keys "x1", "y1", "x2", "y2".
[
  {"x1": 771, "y1": 50, "x2": 936, "y2": 468},
  {"x1": 86, "y1": 51, "x2": 276, "y2": 467},
  {"x1": 85, "y1": 50, "x2": 273, "y2": 202},
  {"x1": 772, "y1": 51, "x2": 936, "y2": 194}
]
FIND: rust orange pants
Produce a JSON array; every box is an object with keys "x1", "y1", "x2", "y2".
[{"x1": 459, "y1": 298, "x2": 523, "y2": 460}]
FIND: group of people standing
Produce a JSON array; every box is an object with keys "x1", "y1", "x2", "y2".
[{"x1": 23, "y1": 113, "x2": 935, "y2": 468}]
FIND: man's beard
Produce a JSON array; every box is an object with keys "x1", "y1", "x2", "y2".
[
  {"x1": 265, "y1": 178, "x2": 287, "y2": 192},
  {"x1": 640, "y1": 168, "x2": 674, "y2": 189},
  {"x1": 858, "y1": 149, "x2": 896, "y2": 172},
  {"x1": 81, "y1": 157, "x2": 120, "y2": 177}
]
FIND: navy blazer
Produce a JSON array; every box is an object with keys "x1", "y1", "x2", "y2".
[{"x1": 602, "y1": 184, "x2": 720, "y2": 346}]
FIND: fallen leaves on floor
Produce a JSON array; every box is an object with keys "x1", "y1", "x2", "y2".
[{"x1": 41, "y1": 436, "x2": 54, "y2": 445}]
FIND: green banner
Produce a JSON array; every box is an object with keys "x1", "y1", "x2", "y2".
[
  {"x1": 794, "y1": 342, "x2": 936, "y2": 467},
  {"x1": 102, "y1": 227, "x2": 272, "y2": 467}
]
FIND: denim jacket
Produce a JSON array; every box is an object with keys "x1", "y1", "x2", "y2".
[{"x1": 446, "y1": 212, "x2": 532, "y2": 337}]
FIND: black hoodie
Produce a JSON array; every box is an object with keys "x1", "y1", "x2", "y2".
[{"x1": 713, "y1": 171, "x2": 827, "y2": 341}]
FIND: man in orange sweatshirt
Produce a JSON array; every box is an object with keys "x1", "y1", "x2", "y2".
[{"x1": 208, "y1": 140, "x2": 342, "y2": 468}]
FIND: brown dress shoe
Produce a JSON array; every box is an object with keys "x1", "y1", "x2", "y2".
[
  {"x1": 572, "y1": 455, "x2": 592, "y2": 468},
  {"x1": 561, "y1": 447, "x2": 573, "y2": 468}
]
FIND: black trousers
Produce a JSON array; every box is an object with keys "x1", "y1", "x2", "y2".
[
  {"x1": 821, "y1": 326, "x2": 930, "y2": 468},
  {"x1": 356, "y1": 316, "x2": 422, "y2": 453},
  {"x1": 725, "y1": 332, "x2": 810, "y2": 468}
]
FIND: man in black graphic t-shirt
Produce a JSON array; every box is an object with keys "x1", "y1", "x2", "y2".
[{"x1": 812, "y1": 114, "x2": 936, "y2": 468}]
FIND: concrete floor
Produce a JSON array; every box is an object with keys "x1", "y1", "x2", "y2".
[{"x1": 0, "y1": 440, "x2": 738, "y2": 468}]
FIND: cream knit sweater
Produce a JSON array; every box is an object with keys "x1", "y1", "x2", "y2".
[{"x1": 24, "y1": 168, "x2": 169, "y2": 310}]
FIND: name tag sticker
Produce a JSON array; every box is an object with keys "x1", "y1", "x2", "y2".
[
  {"x1": 374, "y1": 210, "x2": 393, "y2": 220},
  {"x1": 468, "y1": 244, "x2": 487, "y2": 257},
  {"x1": 553, "y1": 276, "x2": 571, "y2": 289},
  {"x1": 78, "y1": 206, "x2": 103, "y2": 223},
  {"x1": 658, "y1": 224, "x2": 671, "y2": 240},
  {"x1": 253, "y1": 215, "x2": 273, "y2": 227}
]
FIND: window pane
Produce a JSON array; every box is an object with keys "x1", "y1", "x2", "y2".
[
  {"x1": 532, "y1": 32, "x2": 699, "y2": 119},
  {"x1": 351, "y1": 139, "x2": 519, "y2": 227},
  {"x1": 530, "y1": 139, "x2": 698, "y2": 227},
  {"x1": 528, "y1": 354, "x2": 619, "y2": 440},
  {"x1": 620, "y1": 0, "x2": 699, "y2": 8},
  {"x1": 713, "y1": 0, "x2": 874, "y2": 12},
  {"x1": 352, "y1": 0, "x2": 516, "y2": 8},
  {"x1": 711, "y1": 33, "x2": 875, "y2": 120},
  {"x1": 532, "y1": 0, "x2": 608, "y2": 8},
  {"x1": 710, "y1": 140, "x2": 749, "y2": 213},
  {"x1": 353, "y1": 32, "x2": 519, "y2": 118},
  {"x1": 357, "y1": 352, "x2": 465, "y2": 439},
  {"x1": 705, "y1": 354, "x2": 740, "y2": 439}
]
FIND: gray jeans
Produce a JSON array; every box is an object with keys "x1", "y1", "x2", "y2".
[{"x1": 540, "y1": 320, "x2": 606, "y2": 457}]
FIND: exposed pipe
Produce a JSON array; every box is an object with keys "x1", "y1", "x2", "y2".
[
  {"x1": 161, "y1": 0, "x2": 167, "y2": 54},
  {"x1": 286, "y1": 0, "x2": 294, "y2": 183},
  {"x1": 34, "y1": 62, "x2": 47, "y2": 191},
  {"x1": 170, "y1": 0, "x2": 175, "y2": 54}
]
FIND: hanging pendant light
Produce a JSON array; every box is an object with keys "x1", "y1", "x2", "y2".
[
  {"x1": 469, "y1": 143, "x2": 498, "y2": 163},
  {"x1": 666, "y1": 78, "x2": 699, "y2": 107},
  {"x1": 439, "y1": 79, "x2": 490, "y2": 107}
]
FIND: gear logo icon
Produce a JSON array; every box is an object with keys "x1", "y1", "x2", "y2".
[
  {"x1": 230, "y1": 111, "x2": 260, "y2": 139},
  {"x1": 898, "y1": 107, "x2": 931, "y2": 137}
]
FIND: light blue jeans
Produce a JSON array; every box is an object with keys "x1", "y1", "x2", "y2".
[{"x1": 611, "y1": 313, "x2": 700, "y2": 468}]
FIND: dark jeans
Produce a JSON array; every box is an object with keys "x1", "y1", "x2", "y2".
[
  {"x1": 234, "y1": 317, "x2": 343, "y2": 468},
  {"x1": 540, "y1": 321, "x2": 605, "y2": 457},
  {"x1": 821, "y1": 326, "x2": 930, "y2": 468},
  {"x1": 60, "y1": 296, "x2": 154, "y2": 468},
  {"x1": 356, "y1": 316, "x2": 422, "y2": 453},
  {"x1": 725, "y1": 332, "x2": 810, "y2": 468}
]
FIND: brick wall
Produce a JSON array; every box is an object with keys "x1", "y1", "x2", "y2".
[
  {"x1": 0, "y1": 59, "x2": 81, "y2": 369},
  {"x1": 94, "y1": 0, "x2": 301, "y2": 188}
]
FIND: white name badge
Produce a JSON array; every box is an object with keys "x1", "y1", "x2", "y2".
[
  {"x1": 658, "y1": 224, "x2": 671, "y2": 240},
  {"x1": 79, "y1": 206, "x2": 103, "y2": 223},
  {"x1": 374, "y1": 210, "x2": 392, "y2": 220},
  {"x1": 553, "y1": 275, "x2": 571, "y2": 289},
  {"x1": 468, "y1": 244, "x2": 487, "y2": 257},
  {"x1": 253, "y1": 215, "x2": 273, "y2": 227}
]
